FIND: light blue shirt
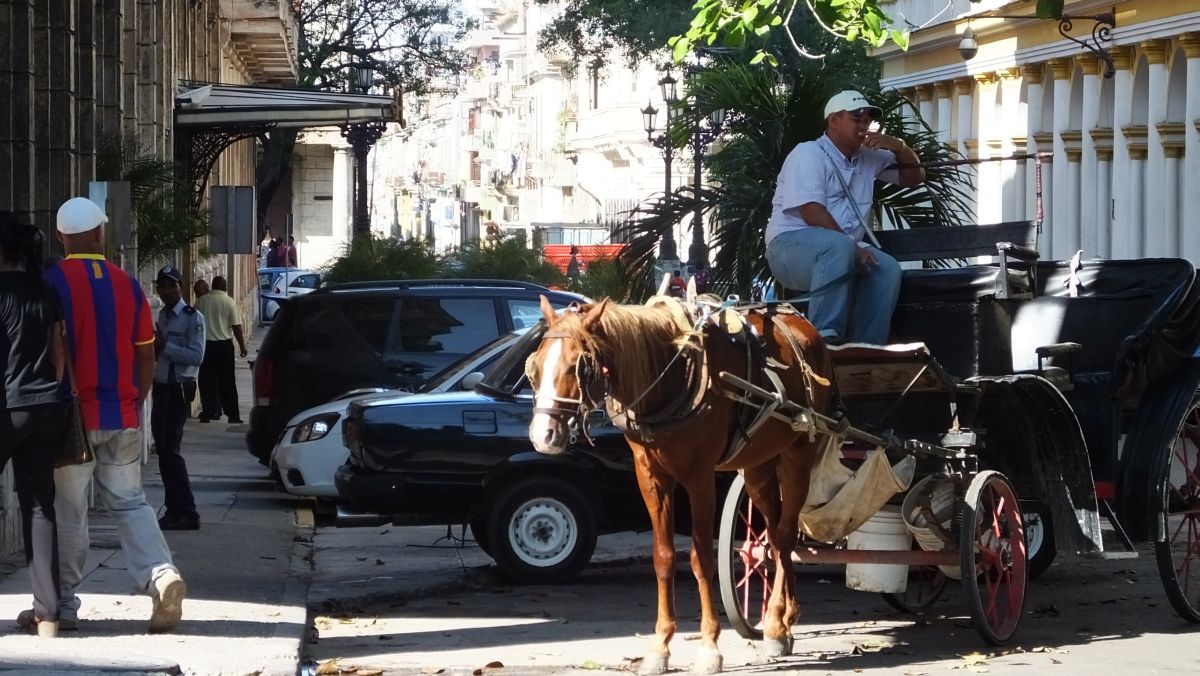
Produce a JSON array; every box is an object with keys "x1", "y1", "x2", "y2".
[
  {"x1": 155, "y1": 300, "x2": 205, "y2": 383},
  {"x1": 765, "y1": 134, "x2": 900, "y2": 246}
]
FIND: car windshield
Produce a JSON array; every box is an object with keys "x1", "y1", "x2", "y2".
[
  {"x1": 478, "y1": 321, "x2": 545, "y2": 397},
  {"x1": 418, "y1": 330, "x2": 523, "y2": 393}
]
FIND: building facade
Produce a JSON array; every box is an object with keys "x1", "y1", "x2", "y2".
[
  {"x1": 0, "y1": 0, "x2": 295, "y2": 557},
  {"x1": 873, "y1": 0, "x2": 1199, "y2": 263}
]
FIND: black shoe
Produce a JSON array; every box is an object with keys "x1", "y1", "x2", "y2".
[
  {"x1": 196, "y1": 415, "x2": 212, "y2": 423},
  {"x1": 158, "y1": 514, "x2": 200, "y2": 531},
  {"x1": 227, "y1": 417, "x2": 244, "y2": 424}
]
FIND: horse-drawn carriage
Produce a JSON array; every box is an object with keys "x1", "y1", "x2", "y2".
[{"x1": 526, "y1": 219, "x2": 1200, "y2": 673}]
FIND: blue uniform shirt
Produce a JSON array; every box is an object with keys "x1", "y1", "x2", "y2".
[{"x1": 156, "y1": 299, "x2": 206, "y2": 383}]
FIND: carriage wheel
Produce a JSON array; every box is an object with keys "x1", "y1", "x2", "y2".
[
  {"x1": 960, "y1": 471, "x2": 1027, "y2": 645},
  {"x1": 1154, "y1": 404, "x2": 1200, "y2": 623},
  {"x1": 881, "y1": 548, "x2": 949, "y2": 615},
  {"x1": 718, "y1": 474, "x2": 772, "y2": 640}
]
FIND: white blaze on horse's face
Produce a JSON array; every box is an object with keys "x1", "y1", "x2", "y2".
[{"x1": 530, "y1": 339, "x2": 568, "y2": 454}]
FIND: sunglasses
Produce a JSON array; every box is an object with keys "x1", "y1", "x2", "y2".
[{"x1": 844, "y1": 107, "x2": 881, "y2": 120}]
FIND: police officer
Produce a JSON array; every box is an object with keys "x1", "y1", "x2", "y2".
[{"x1": 152, "y1": 265, "x2": 205, "y2": 531}]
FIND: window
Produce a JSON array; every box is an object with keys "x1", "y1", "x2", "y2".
[
  {"x1": 393, "y1": 298, "x2": 499, "y2": 355},
  {"x1": 342, "y1": 298, "x2": 394, "y2": 353},
  {"x1": 289, "y1": 274, "x2": 321, "y2": 290},
  {"x1": 507, "y1": 299, "x2": 545, "y2": 330}
]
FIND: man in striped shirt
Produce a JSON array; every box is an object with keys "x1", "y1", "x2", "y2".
[{"x1": 45, "y1": 197, "x2": 187, "y2": 634}]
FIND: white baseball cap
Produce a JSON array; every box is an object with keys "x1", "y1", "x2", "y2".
[
  {"x1": 56, "y1": 197, "x2": 108, "y2": 235},
  {"x1": 823, "y1": 90, "x2": 882, "y2": 119}
]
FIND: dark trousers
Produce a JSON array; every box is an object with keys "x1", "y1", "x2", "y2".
[
  {"x1": 151, "y1": 381, "x2": 198, "y2": 519},
  {"x1": 199, "y1": 339, "x2": 240, "y2": 421},
  {"x1": 0, "y1": 402, "x2": 65, "y2": 621}
]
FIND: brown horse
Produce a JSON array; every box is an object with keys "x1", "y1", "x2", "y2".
[{"x1": 527, "y1": 294, "x2": 835, "y2": 674}]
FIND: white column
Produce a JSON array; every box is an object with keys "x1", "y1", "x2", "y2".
[
  {"x1": 955, "y1": 77, "x2": 977, "y2": 221},
  {"x1": 1049, "y1": 58, "x2": 1073, "y2": 260},
  {"x1": 935, "y1": 81, "x2": 954, "y2": 146},
  {"x1": 1066, "y1": 145, "x2": 1082, "y2": 256},
  {"x1": 1096, "y1": 146, "x2": 1113, "y2": 256},
  {"x1": 1180, "y1": 34, "x2": 1200, "y2": 263},
  {"x1": 1129, "y1": 147, "x2": 1147, "y2": 260},
  {"x1": 1023, "y1": 64, "x2": 1045, "y2": 232},
  {"x1": 916, "y1": 84, "x2": 935, "y2": 130},
  {"x1": 1078, "y1": 57, "x2": 1103, "y2": 257},
  {"x1": 1000, "y1": 68, "x2": 1024, "y2": 222},
  {"x1": 1165, "y1": 147, "x2": 1182, "y2": 254},
  {"x1": 1110, "y1": 48, "x2": 1136, "y2": 258},
  {"x1": 332, "y1": 145, "x2": 352, "y2": 247},
  {"x1": 1143, "y1": 41, "x2": 1170, "y2": 257},
  {"x1": 974, "y1": 73, "x2": 1002, "y2": 224}
]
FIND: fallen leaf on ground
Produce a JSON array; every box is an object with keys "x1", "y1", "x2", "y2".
[
  {"x1": 578, "y1": 660, "x2": 602, "y2": 670},
  {"x1": 375, "y1": 559, "x2": 385, "y2": 565},
  {"x1": 315, "y1": 661, "x2": 340, "y2": 675}
]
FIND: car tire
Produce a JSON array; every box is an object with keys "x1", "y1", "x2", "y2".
[
  {"x1": 469, "y1": 517, "x2": 492, "y2": 556},
  {"x1": 485, "y1": 476, "x2": 597, "y2": 584}
]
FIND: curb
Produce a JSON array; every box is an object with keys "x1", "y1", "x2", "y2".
[{"x1": 262, "y1": 503, "x2": 316, "y2": 676}]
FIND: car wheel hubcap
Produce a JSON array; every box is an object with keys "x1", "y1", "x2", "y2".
[{"x1": 508, "y1": 497, "x2": 577, "y2": 568}]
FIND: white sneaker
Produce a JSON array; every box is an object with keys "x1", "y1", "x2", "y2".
[{"x1": 148, "y1": 570, "x2": 187, "y2": 633}]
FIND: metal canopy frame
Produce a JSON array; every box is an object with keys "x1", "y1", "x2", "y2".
[{"x1": 174, "y1": 81, "x2": 400, "y2": 211}]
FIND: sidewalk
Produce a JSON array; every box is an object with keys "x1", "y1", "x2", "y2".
[{"x1": 0, "y1": 328, "x2": 307, "y2": 675}]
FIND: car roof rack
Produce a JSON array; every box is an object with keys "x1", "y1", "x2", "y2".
[{"x1": 317, "y1": 279, "x2": 554, "y2": 294}]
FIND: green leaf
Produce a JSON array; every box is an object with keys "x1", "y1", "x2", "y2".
[
  {"x1": 863, "y1": 12, "x2": 882, "y2": 35},
  {"x1": 673, "y1": 35, "x2": 693, "y2": 62},
  {"x1": 749, "y1": 51, "x2": 767, "y2": 64},
  {"x1": 1035, "y1": 0, "x2": 1065, "y2": 19},
  {"x1": 891, "y1": 29, "x2": 910, "y2": 51},
  {"x1": 754, "y1": 24, "x2": 771, "y2": 36},
  {"x1": 743, "y1": 5, "x2": 759, "y2": 23}
]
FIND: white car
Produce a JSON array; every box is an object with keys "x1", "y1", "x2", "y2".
[{"x1": 270, "y1": 328, "x2": 527, "y2": 498}]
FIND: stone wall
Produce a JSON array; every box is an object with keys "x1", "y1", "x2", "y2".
[{"x1": 0, "y1": 0, "x2": 276, "y2": 559}]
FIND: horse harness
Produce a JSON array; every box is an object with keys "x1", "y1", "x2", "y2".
[{"x1": 532, "y1": 298, "x2": 830, "y2": 466}]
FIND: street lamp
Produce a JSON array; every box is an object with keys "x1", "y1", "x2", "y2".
[
  {"x1": 342, "y1": 47, "x2": 384, "y2": 240},
  {"x1": 686, "y1": 101, "x2": 725, "y2": 272},
  {"x1": 958, "y1": 11, "x2": 1117, "y2": 78},
  {"x1": 643, "y1": 73, "x2": 681, "y2": 262}
]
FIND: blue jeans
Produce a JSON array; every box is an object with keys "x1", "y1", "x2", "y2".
[
  {"x1": 54, "y1": 428, "x2": 178, "y2": 622},
  {"x1": 766, "y1": 227, "x2": 901, "y2": 344}
]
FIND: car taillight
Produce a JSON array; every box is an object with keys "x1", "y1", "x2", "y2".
[{"x1": 254, "y1": 357, "x2": 274, "y2": 406}]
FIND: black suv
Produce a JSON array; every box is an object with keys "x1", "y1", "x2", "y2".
[{"x1": 246, "y1": 279, "x2": 586, "y2": 463}]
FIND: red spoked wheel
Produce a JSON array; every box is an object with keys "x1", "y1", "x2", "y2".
[
  {"x1": 718, "y1": 474, "x2": 773, "y2": 639},
  {"x1": 1155, "y1": 404, "x2": 1200, "y2": 623},
  {"x1": 960, "y1": 471, "x2": 1027, "y2": 645}
]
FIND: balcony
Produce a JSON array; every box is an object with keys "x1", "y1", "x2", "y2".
[{"x1": 221, "y1": 0, "x2": 299, "y2": 85}]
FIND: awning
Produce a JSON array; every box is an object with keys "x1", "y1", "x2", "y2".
[{"x1": 175, "y1": 82, "x2": 399, "y2": 129}]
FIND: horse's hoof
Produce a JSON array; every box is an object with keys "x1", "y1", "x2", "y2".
[
  {"x1": 692, "y1": 647, "x2": 724, "y2": 674},
  {"x1": 760, "y1": 635, "x2": 793, "y2": 659},
  {"x1": 638, "y1": 653, "x2": 669, "y2": 676}
]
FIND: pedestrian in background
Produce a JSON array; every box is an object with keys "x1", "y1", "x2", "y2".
[
  {"x1": 265, "y1": 239, "x2": 280, "y2": 267},
  {"x1": 276, "y1": 237, "x2": 293, "y2": 269},
  {"x1": 192, "y1": 278, "x2": 208, "y2": 301},
  {"x1": 44, "y1": 197, "x2": 187, "y2": 634},
  {"x1": 286, "y1": 235, "x2": 299, "y2": 267},
  {"x1": 0, "y1": 212, "x2": 67, "y2": 638},
  {"x1": 152, "y1": 265, "x2": 204, "y2": 531},
  {"x1": 193, "y1": 275, "x2": 247, "y2": 424}
]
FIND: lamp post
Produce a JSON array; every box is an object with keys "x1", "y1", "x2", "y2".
[
  {"x1": 642, "y1": 72, "x2": 680, "y2": 262},
  {"x1": 958, "y1": 11, "x2": 1117, "y2": 78},
  {"x1": 686, "y1": 102, "x2": 725, "y2": 271},
  {"x1": 342, "y1": 50, "x2": 385, "y2": 240}
]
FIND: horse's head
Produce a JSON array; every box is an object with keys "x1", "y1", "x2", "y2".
[{"x1": 527, "y1": 295, "x2": 609, "y2": 454}]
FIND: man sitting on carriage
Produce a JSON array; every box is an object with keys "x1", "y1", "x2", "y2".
[{"x1": 765, "y1": 90, "x2": 926, "y2": 345}]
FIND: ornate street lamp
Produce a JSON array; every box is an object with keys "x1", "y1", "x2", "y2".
[
  {"x1": 958, "y1": 10, "x2": 1118, "y2": 78},
  {"x1": 643, "y1": 72, "x2": 681, "y2": 262},
  {"x1": 343, "y1": 47, "x2": 384, "y2": 239},
  {"x1": 686, "y1": 101, "x2": 725, "y2": 271}
]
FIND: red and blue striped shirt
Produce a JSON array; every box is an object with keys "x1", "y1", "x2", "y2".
[{"x1": 46, "y1": 254, "x2": 155, "y2": 430}]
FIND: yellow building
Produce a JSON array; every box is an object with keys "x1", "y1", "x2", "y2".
[{"x1": 874, "y1": 0, "x2": 1199, "y2": 262}]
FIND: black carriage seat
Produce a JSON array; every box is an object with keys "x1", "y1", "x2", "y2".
[{"x1": 827, "y1": 342, "x2": 959, "y2": 398}]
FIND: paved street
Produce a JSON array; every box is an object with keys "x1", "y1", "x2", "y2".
[{"x1": 2, "y1": 327, "x2": 1200, "y2": 675}]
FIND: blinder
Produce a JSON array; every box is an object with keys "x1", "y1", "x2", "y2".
[{"x1": 527, "y1": 333, "x2": 609, "y2": 446}]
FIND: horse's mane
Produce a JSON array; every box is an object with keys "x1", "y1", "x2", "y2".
[{"x1": 553, "y1": 299, "x2": 698, "y2": 396}]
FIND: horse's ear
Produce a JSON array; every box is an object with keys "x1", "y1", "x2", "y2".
[
  {"x1": 657, "y1": 273, "x2": 671, "y2": 297},
  {"x1": 582, "y1": 298, "x2": 609, "y2": 331},
  {"x1": 539, "y1": 295, "x2": 558, "y2": 325},
  {"x1": 685, "y1": 276, "x2": 698, "y2": 304}
]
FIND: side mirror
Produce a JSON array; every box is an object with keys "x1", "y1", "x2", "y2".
[{"x1": 460, "y1": 372, "x2": 485, "y2": 391}]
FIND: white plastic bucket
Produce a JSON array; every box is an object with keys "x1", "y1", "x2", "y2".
[
  {"x1": 845, "y1": 506, "x2": 913, "y2": 593},
  {"x1": 901, "y1": 475, "x2": 962, "y2": 580}
]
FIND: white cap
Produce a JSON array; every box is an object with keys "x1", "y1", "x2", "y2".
[
  {"x1": 823, "y1": 90, "x2": 882, "y2": 119},
  {"x1": 56, "y1": 197, "x2": 108, "y2": 235}
]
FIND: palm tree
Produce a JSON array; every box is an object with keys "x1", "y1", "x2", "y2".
[{"x1": 613, "y1": 63, "x2": 974, "y2": 299}]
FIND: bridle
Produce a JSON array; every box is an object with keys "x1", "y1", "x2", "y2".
[{"x1": 527, "y1": 329, "x2": 609, "y2": 445}]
